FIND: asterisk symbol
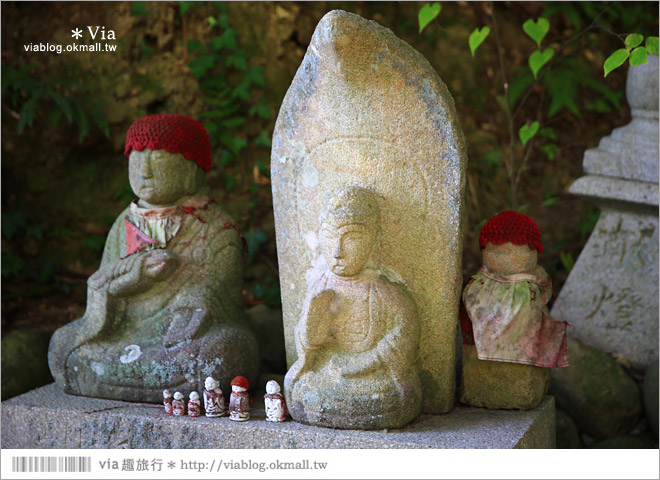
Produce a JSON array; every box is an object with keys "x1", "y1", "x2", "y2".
[
  {"x1": 167, "y1": 461, "x2": 176, "y2": 469},
  {"x1": 71, "y1": 28, "x2": 83, "y2": 39}
]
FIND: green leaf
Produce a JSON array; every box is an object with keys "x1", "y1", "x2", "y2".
[
  {"x1": 540, "y1": 143, "x2": 560, "y2": 161},
  {"x1": 603, "y1": 48, "x2": 629, "y2": 77},
  {"x1": 523, "y1": 17, "x2": 550, "y2": 47},
  {"x1": 254, "y1": 129, "x2": 272, "y2": 148},
  {"x1": 48, "y1": 91, "x2": 73, "y2": 123},
  {"x1": 188, "y1": 54, "x2": 216, "y2": 79},
  {"x1": 1, "y1": 254, "x2": 24, "y2": 278},
  {"x1": 624, "y1": 33, "x2": 644, "y2": 50},
  {"x1": 73, "y1": 101, "x2": 89, "y2": 141},
  {"x1": 646, "y1": 36, "x2": 659, "y2": 56},
  {"x1": 630, "y1": 46, "x2": 648, "y2": 66},
  {"x1": 179, "y1": 1, "x2": 196, "y2": 16},
  {"x1": 17, "y1": 91, "x2": 42, "y2": 133},
  {"x1": 559, "y1": 251, "x2": 574, "y2": 272},
  {"x1": 226, "y1": 53, "x2": 247, "y2": 71},
  {"x1": 130, "y1": 2, "x2": 149, "y2": 17},
  {"x1": 249, "y1": 99, "x2": 271, "y2": 119},
  {"x1": 468, "y1": 26, "x2": 490, "y2": 56},
  {"x1": 545, "y1": 69, "x2": 579, "y2": 117},
  {"x1": 418, "y1": 3, "x2": 441, "y2": 33},
  {"x1": 528, "y1": 48, "x2": 554, "y2": 79},
  {"x1": 508, "y1": 71, "x2": 534, "y2": 106},
  {"x1": 519, "y1": 121, "x2": 539, "y2": 147}
]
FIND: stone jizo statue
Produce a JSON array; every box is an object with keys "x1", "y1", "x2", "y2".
[
  {"x1": 284, "y1": 186, "x2": 423, "y2": 429},
  {"x1": 228, "y1": 376, "x2": 250, "y2": 422},
  {"x1": 203, "y1": 376, "x2": 226, "y2": 418},
  {"x1": 48, "y1": 114, "x2": 259, "y2": 403},
  {"x1": 172, "y1": 391, "x2": 185, "y2": 416},
  {"x1": 460, "y1": 211, "x2": 568, "y2": 410},
  {"x1": 187, "y1": 391, "x2": 201, "y2": 417},
  {"x1": 264, "y1": 380, "x2": 287, "y2": 423}
]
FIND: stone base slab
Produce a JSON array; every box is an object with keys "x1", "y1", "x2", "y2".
[{"x1": 2, "y1": 383, "x2": 554, "y2": 449}]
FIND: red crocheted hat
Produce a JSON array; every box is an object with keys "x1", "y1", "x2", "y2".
[
  {"x1": 231, "y1": 376, "x2": 250, "y2": 390},
  {"x1": 124, "y1": 114, "x2": 211, "y2": 172},
  {"x1": 479, "y1": 210, "x2": 543, "y2": 254}
]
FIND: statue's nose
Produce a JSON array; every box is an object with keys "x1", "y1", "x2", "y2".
[
  {"x1": 333, "y1": 240, "x2": 343, "y2": 258},
  {"x1": 140, "y1": 156, "x2": 153, "y2": 178}
]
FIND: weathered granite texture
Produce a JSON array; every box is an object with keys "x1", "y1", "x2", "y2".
[
  {"x1": 552, "y1": 56, "x2": 659, "y2": 371},
  {"x1": 459, "y1": 344, "x2": 550, "y2": 410},
  {"x1": 284, "y1": 187, "x2": 423, "y2": 429},
  {"x1": 271, "y1": 10, "x2": 467, "y2": 415},
  {"x1": 1, "y1": 383, "x2": 555, "y2": 449},
  {"x1": 49, "y1": 134, "x2": 259, "y2": 403}
]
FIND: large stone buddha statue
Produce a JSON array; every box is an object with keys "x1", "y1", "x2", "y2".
[
  {"x1": 48, "y1": 114, "x2": 259, "y2": 403},
  {"x1": 284, "y1": 186, "x2": 423, "y2": 429}
]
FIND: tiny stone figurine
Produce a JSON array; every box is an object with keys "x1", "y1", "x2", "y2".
[
  {"x1": 163, "y1": 389, "x2": 173, "y2": 415},
  {"x1": 172, "y1": 391, "x2": 186, "y2": 416},
  {"x1": 229, "y1": 376, "x2": 250, "y2": 422},
  {"x1": 48, "y1": 114, "x2": 259, "y2": 403},
  {"x1": 264, "y1": 380, "x2": 287, "y2": 423},
  {"x1": 187, "y1": 391, "x2": 201, "y2": 417},
  {"x1": 460, "y1": 211, "x2": 569, "y2": 410},
  {"x1": 203, "y1": 376, "x2": 226, "y2": 417}
]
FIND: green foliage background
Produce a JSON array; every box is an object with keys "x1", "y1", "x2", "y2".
[{"x1": 1, "y1": 1, "x2": 658, "y2": 336}]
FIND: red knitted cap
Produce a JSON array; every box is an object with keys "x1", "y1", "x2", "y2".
[
  {"x1": 479, "y1": 210, "x2": 543, "y2": 254},
  {"x1": 124, "y1": 114, "x2": 211, "y2": 172},
  {"x1": 231, "y1": 376, "x2": 249, "y2": 390}
]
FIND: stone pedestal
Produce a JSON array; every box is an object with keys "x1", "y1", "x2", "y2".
[
  {"x1": 551, "y1": 56, "x2": 659, "y2": 371},
  {"x1": 459, "y1": 345, "x2": 550, "y2": 410},
  {"x1": 1, "y1": 383, "x2": 555, "y2": 449}
]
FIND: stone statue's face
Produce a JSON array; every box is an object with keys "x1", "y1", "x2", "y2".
[
  {"x1": 321, "y1": 222, "x2": 375, "y2": 277},
  {"x1": 482, "y1": 242, "x2": 538, "y2": 275},
  {"x1": 266, "y1": 380, "x2": 280, "y2": 394},
  {"x1": 204, "y1": 377, "x2": 218, "y2": 390},
  {"x1": 129, "y1": 149, "x2": 201, "y2": 207}
]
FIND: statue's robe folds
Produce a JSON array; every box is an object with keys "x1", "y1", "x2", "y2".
[
  {"x1": 48, "y1": 198, "x2": 259, "y2": 403},
  {"x1": 463, "y1": 265, "x2": 568, "y2": 368},
  {"x1": 284, "y1": 270, "x2": 423, "y2": 430}
]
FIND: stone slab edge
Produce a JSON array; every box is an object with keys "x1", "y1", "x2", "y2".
[{"x1": 2, "y1": 384, "x2": 554, "y2": 449}]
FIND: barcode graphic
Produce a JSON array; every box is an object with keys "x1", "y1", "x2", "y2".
[{"x1": 11, "y1": 456, "x2": 92, "y2": 473}]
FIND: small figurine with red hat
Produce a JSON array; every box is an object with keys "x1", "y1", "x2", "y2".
[
  {"x1": 229, "y1": 376, "x2": 251, "y2": 422},
  {"x1": 459, "y1": 211, "x2": 569, "y2": 410}
]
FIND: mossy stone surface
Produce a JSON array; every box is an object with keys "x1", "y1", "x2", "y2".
[
  {"x1": 550, "y1": 337, "x2": 643, "y2": 439},
  {"x1": 459, "y1": 344, "x2": 549, "y2": 410}
]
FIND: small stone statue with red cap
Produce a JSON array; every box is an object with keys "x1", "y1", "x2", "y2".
[
  {"x1": 459, "y1": 211, "x2": 569, "y2": 410},
  {"x1": 229, "y1": 376, "x2": 251, "y2": 422},
  {"x1": 48, "y1": 113, "x2": 259, "y2": 404}
]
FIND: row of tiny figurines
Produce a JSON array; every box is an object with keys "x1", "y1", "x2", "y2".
[{"x1": 162, "y1": 375, "x2": 287, "y2": 423}]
